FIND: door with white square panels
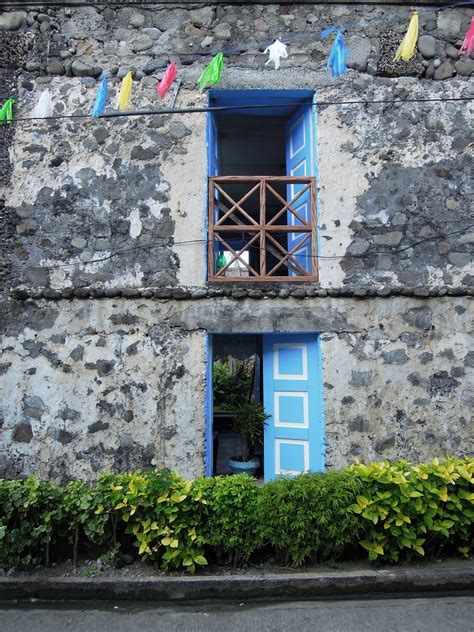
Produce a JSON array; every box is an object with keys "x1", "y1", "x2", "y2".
[{"x1": 263, "y1": 334, "x2": 324, "y2": 481}]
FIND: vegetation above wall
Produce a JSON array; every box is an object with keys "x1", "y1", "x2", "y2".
[{"x1": 0, "y1": 456, "x2": 472, "y2": 572}]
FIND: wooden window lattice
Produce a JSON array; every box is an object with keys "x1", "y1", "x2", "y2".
[{"x1": 208, "y1": 176, "x2": 318, "y2": 282}]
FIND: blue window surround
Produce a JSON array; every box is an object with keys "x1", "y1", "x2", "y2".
[{"x1": 205, "y1": 89, "x2": 318, "y2": 283}]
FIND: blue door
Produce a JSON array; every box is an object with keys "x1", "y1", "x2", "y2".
[
  {"x1": 263, "y1": 334, "x2": 324, "y2": 481},
  {"x1": 285, "y1": 105, "x2": 315, "y2": 275}
]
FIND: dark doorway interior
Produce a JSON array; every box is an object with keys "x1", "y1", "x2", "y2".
[
  {"x1": 212, "y1": 334, "x2": 263, "y2": 476},
  {"x1": 214, "y1": 114, "x2": 291, "y2": 276}
]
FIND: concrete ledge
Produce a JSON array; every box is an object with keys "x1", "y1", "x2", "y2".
[{"x1": 1, "y1": 565, "x2": 473, "y2": 603}]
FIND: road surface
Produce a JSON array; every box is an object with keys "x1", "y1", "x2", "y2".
[{"x1": 1, "y1": 595, "x2": 473, "y2": 631}]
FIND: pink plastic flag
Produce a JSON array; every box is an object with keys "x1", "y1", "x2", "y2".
[
  {"x1": 459, "y1": 17, "x2": 474, "y2": 56},
  {"x1": 157, "y1": 62, "x2": 177, "y2": 98}
]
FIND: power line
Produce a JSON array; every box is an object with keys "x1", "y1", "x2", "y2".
[
  {"x1": 1, "y1": 0, "x2": 472, "y2": 65},
  {"x1": 38, "y1": 222, "x2": 474, "y2": 271},
  {"x1": 2, "y1": 1, "x2": 471, "y2": 7},
  {"x1": 6, "y1": 96, "x2": 474, "y2": 125}
]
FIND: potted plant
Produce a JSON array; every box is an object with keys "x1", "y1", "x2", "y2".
[{"x1": 228, "y1": 401, "x2": 270, "y2": 477}]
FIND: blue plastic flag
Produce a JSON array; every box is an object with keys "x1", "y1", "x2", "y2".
[
  {"x1": 321, "y1": 27, "x2": 349, "y2": 78},
  {"x1": 91, "y1": 78, "x2": 107, "y2": 117}
]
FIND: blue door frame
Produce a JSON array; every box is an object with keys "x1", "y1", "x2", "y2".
[
  {"x1": 206, "y1": 90, "x2": 317, "y2": 281},
  {"x1": 205, "y1": 333, "x2": 325, "y2": 478}
]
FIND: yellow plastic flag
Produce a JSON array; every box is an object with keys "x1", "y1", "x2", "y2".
[
  {"x1": 117, "y1": 71, "x2": 133, "y2": 111},
  {"x1": 395, "y1": 11, "x2": 418, "y2": 62}
]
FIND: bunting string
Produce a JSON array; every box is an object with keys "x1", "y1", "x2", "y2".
[
  {"x1": 0, "y1": 4, "x2": 473, "y2": 121},
  {"x1": 2, "y1": 96, "x2": 472, "y2": 126}
]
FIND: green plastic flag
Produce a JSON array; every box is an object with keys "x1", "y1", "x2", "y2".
[
  {"x1": 197, "y1": 53, "x2": 224, "y2": 93},
  {"x1": 0, "y1": 98, "x2": 14, "y2": 125}
]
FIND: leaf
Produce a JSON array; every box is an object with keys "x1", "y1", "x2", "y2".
[
  {"x1": 193, "y1": 555, "x2": 208, "y2": 566},
  {"x1": 171, "y1": 494, "x2": 187, "y2": 503},
  {"x1": 360, "y1": 540, "x2": 373, "y2": 552},
  {"x1": 439, "y1": 486, "x2": 449, "y2": 502},
  {"x1": 356, "y1": 495, "x2": 370, "y2": 508},
  {"x1": 138, "y1": 541, "x2": 149, "y2": 555}
]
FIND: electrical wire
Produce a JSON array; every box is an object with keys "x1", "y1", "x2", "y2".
[
  {"x1": 39, "y1": 222, "x2": 474, "y2": 270},
  {"x1": 6, "y1": 95, "x2": 474, "y2": 125},
  {"x1": 2, "y1": 1, "x2": 473, "y2": 7},
  {"x1": 0, "y1": 0, "x2": 473, "y2": 63}
]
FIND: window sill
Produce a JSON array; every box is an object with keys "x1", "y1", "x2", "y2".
[{"x1": 208, "y1": 276, "x2": 319, "y2": 283}]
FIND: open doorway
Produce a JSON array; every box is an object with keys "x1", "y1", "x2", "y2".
[
  {"x1": 207, "y1": 332, "x2": 325, "y2": 481},
  {"x1": 211, "y1": 334, "x2": 264, "y2": 478}
]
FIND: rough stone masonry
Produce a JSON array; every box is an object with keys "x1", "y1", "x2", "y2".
[{"x1": 0, "y1": 2, "x2": 472, "y2": 480}]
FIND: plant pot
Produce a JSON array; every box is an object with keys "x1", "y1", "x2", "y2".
[{"x1": 228, "y1": 456, "x2": 260, "y2": 477}]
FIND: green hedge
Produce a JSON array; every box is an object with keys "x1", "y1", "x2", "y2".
[{"x1": 0, "y1": 457, "x2": 472, "y2": 571}]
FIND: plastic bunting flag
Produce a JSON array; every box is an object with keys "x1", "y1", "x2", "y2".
[
  {"x1": 31, "y1": 90, "x2": 52, "y2": 118},
  {"x1": 264, "y1": 39, "x2": 288, "y2": 70},
  {"x1": 321, "y1": 27, "x2": 349, "y2": 78},
  {"x1": 157, "y1": 62, "x2": 177, "y2": 98},
  {"x1": 91, "y1": 78, "x2": 107, "y2": 117},
  {"x1": 459, "y1": 17, "x2": 474, "y2": 56},
  {"x1": 394, "y1": 11, "x2": 419, "y2": 62},
  {"x1": 117, "y1": 71, "x2": 133, "y2": 111},
  {"x1": 197, "y1": 53, "x2": 224, "y2": 93},
  {"x1": 0, "y1": 97, "x2": 14, "y2": 125}
]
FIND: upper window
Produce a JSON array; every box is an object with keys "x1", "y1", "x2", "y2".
[{"x1": 207, "y1": 91, "x2": 318, "y2": 282}]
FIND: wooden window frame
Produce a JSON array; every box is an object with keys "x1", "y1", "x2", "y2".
[{"x1": 208, "y1": 176, "x2": 318, "y2": 282}]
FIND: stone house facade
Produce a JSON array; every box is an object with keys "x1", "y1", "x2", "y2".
[{"x1": 0, "y1": 1, "x2": 472, "y2": 481}]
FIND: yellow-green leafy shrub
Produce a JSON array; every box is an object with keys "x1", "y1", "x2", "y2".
[
  {"x1": 193, "y1": 474, "x2": 263, "y2": 565},
  {"x1": 349, "y1": 457, "x2": 474, "y2": 561},
  {"x1": 0, "y1": 476, "x2": 62, "y2": 567},
  {"x1": 258, "y1": 471, "x2": 363, "y2": 565},
  {"x1": 93, "y1": 470, "x2": 209, "y2": 573}
]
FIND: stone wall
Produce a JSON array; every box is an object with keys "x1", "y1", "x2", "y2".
[
  {"x1": 0, "y1": 3, "x2": 472, "y2": 480},
  {"x1": 0, "y1": 4, "x2": 472, "y2": 293},
  {"x1": 0, "y1": 294, "x2": 472, "y2": 479}
]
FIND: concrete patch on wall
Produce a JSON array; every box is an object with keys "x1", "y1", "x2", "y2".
[
  {"x1": 317, "y1": 104, "x2": 373, "y2": 287},
  {"x1": 321, "y1": 296, "x2": 473, "y2": 468},
  {"x1": 160, "y1": 91, "x2": 207, "y2": 288},
  {"x1": 0, "y1": 297, "x2": 206, "y2": 480}
]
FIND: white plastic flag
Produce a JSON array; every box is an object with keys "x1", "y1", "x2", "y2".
[
  {"x1": 264, "y1": 39, "x2": 288, "y2": 70},
  {"x1": 31, "y1": 90, "x2": 52, "y2": 118}
]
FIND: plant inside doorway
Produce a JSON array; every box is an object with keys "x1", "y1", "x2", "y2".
[
  {"x1": 213, "y1": 360, "x2": 252, "y2": 412},
  {"x1": 228, "y1": 401, "x2": 270, "y2": 476}
]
